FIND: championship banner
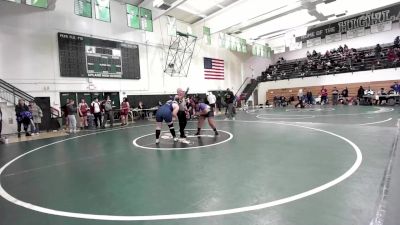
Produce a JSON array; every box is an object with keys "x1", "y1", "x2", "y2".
[
  {"x1": 203, "y1": 26, "x2": 211, "y2": 45},
  {"x1": 296, "y1": 3, "x2": 400, "y2": 43}
]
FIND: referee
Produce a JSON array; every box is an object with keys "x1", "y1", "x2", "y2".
[{"x1": 176, "y1": 88, "x2": 188, "y2": 138}]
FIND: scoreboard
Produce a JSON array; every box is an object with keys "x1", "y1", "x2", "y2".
[{"x1": 58, "y1": 32, "x2": 141, "y2": 79}]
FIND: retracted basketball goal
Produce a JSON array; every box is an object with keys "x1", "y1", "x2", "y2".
[{"x1": 163, "y1": 31, "x2": 197, "y2": 77}]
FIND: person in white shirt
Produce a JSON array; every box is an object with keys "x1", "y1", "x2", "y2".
[
  {"x1": 207, "y1": 92, "x2": 217, "y2": 112},
  {"x1": 91, "y1": 98, "x2": 102, "y2": 128}
]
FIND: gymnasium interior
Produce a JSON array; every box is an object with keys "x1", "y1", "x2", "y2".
[{"x1": 0, "y1": 0, "x2": 400, "y2": 224}]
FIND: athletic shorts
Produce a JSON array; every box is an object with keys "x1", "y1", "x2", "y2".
[
  {"x1": 200, "y1": 111, "x2": 214, "y2": 118},
  {"x1": 209, "y1": 103, "x2": 216, "y2": 111},
  {"x1": 156, "y1": 109, "x2": 172, "y2": 123}
]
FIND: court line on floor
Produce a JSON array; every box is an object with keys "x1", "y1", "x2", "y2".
[
  {"x1": 1, "y1": 124, "x2": 154, "y2": 177},
  {"x1": 133, "y1": 129, "x2": 233, "y2": 150},
  {"x1": 370, "y1": 119, "x2": 400, "y2": 225},
  {"x1": 0, "y1": 120, "x2": 362, "y2": 221},
  {"x1": 252, "y1": 107, "x2": 394, "y2": 118},
  {"x1": 256, "y1": 114, "x2": 316, "y2": 120},
  {"x1": 358, "y1": 118, "x2": 393, "y2": 126}
]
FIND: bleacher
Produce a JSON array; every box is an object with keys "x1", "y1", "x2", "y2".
[{"x1": 258, "y1": 42, "x2": 399, "y2": 82}]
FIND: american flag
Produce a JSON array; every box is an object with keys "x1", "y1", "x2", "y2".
[{"x1": 204, "y1": 57, "x2": 224, "y2": 80}]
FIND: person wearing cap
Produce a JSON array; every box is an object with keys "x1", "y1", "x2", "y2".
[{"x1": 155, "y1": 100, "x2": 179, "y2": 144}]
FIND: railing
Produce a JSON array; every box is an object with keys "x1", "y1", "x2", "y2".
[
  {"x1": 0, "y1": 79, "x2": 34, "y2": 105},
  {"x1": 235, "y1": 77, "x2": 251, "y2": 98}
]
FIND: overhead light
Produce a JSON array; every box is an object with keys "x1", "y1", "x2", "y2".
[
  {"x1": 177, "y1": 5, "x2": 207, "y2": 17},
  {"x1": 180, "y1": 0, "x2": 224, "y2": 13},
  {"x1": 336, "y1": 10, "x2": 347, "y2": 17},
  {"x1": 153, "y1": 0, "x2": 171, "y2": 10},
  {"x1": 241, "y1": 9, "x2": 314, "y2": 40}
]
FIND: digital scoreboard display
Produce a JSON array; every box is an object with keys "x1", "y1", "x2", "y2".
[{"x1": 58, "y1": 32, "x2": 141, "y2": 79}]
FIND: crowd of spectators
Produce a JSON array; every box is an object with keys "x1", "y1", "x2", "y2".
[
  {"x1": 271, "y1": 81, "x2": 400, "y2": 108},
  {"x1": 261, "y1": 36, "x2": 400, "y2": 81}
]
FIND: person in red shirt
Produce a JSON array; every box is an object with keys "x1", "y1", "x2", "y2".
[
  {"x1": 78, "y1": 98, "x2": 89, "y2": 129},
  {"x1": 120, "y1": 97, "x2": 130, "y2": 126},
  {"x1": 320, "y1": 86, "x2": 328, "y2": 105}
]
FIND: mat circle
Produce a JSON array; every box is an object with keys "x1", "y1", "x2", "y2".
[{"x1": 133, "y1": 129, "x2": 233, "y2": 150}]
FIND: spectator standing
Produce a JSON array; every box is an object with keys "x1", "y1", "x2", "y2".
[
  {"x1": 138, "y1": 101, "x2": 147, "y2": 119},
  {"x1": 390, "y1": 81, "x2": 400, "y2": 95},
  {"x1": 91, "y1": 98, "x2": 102, "y2": 128},
  {"x1": 394, "y1": 36, "x2": 400, "y2": 48},
  {"x1": 216, "y1": 93, "x2": 222, "y2": 113},
  {"x1": 332, "y1": 87, "x2": 339, "y2": 105},
  {"x1": 102, "y1": 96, "x2": 114, "y2": 128},
  {"x1": 61, "y1": 98, "x2": 70, "y2": 130},
  {"x1": 67, "y1": 99, "x2": 77, "y2": 133},
  {"x1": 342, "y1": 87, "x2": 349, "y2": 98},
  {"x1": 207, "y1": 92, "x2": 217, "y2": 112},
  {"x1": 224, "y1": 88, "x2": 235, "y2": 120},
  {"x1": 15, "y1": 99, "x2": 32, "y2": 137},
  {"x1": 375, "y1": 44, "x2": 382, "y2": 60},
  {"x1": 120, "y1": 97, "x2": 130, "y2": 126},
  {"x1": 341, "y1": 87, "x2": 349, "y2": 104},
  {"x1": 78, "y1": 98, "x2": 89, "y2": 130},
  {"x1": 295, "y1": 89, "x2": 304, "y2": 108},
  {"x1": 320, "y1": 86, "x2": 328, "y2": 105},
  {"x1": 29, "y1": 101, "x2": 43, "y2": 134},
  {"x1": 306, "y1": 90, "x2": 313, "y2": 104}
]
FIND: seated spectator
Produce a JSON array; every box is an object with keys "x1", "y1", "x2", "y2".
[
  {"x1": 325, "y1": 50, "x2": 330, "y2": 57},
  {"x1": 307, "y1": 51, "x2": 311, "y2": 58},
  {"x1": 365, "y1": 86, "x2": 374, "y2": 95},
  {"x1": 376, "y1": 88, "x2": 387, "y2": 105},
  {"x1": 394, "y1": 36, "x2": 400, "y2": 48},
  {"x1": 375, "y1": 44, "x2": 382, "y2": 58},
  {"x1": 387, "y1": 48, "x2": 397, "y2": 66},
  {"x1": 338, "y1": 45, "x2": 344, "y2": 53},
  {"x1": 312, "y1": 50, "x2": 317, "y2": 57},
  {"x1": 365, "y1": 50, "x2": 375, "y2": 58},
  {"x1": 138, "y1": 101, "x2": 147, "y2": 119},
  {"x1": 344, "y1": 44, "x2": 349, "y2": 52}
]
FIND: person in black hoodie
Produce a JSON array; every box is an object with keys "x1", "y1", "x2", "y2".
[{"x1": 15, "y1": 99, "x2": 32, "y2": 137}]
